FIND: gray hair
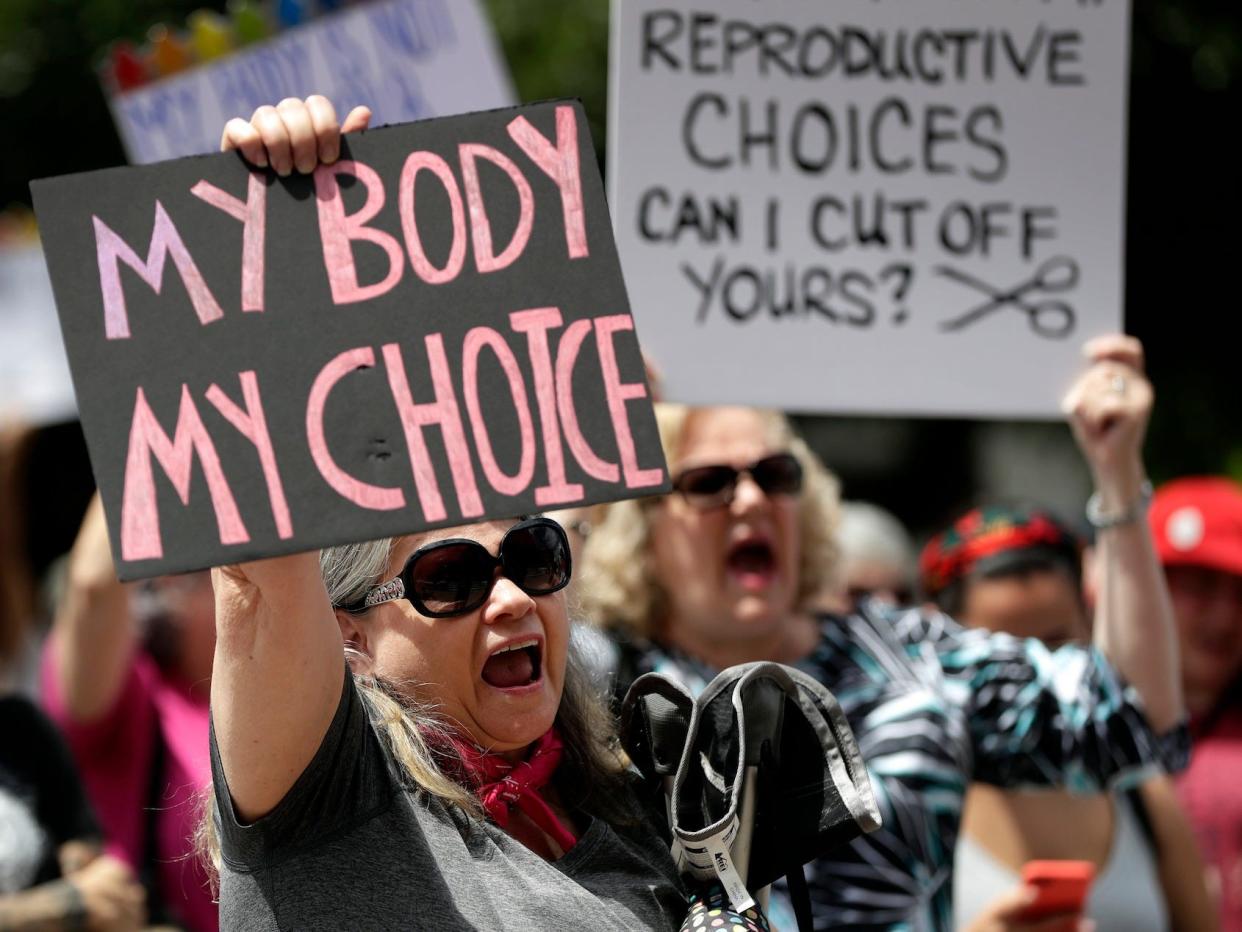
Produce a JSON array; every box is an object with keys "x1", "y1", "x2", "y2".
[
  {"x1": 199, "y1": 530, "x2": 632, "y2": 883},
  {"x1": 320, "y1": 538, "x2": 395, "y2": 610},
  {"x1": 836, "y1": 501, "x2": 916, "y2": 584}
]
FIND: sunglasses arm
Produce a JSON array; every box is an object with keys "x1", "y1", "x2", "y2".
[{"x1": 354, "y1": 576, "x2": 406, "y2": 611}]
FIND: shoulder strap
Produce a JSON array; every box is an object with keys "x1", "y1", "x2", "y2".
[
  {"x1": 610, "y1": 633, "x2": 648, "y2": 707},
  {"x1": 141, "y1": 712, "x2": 171, "y2": 924},
  {"x1": 759, "y1": 742, "x2": 814, "y2": 932},
  {"x1": 1124, "y1": 786, "x2": 1157, "y2": 853}
]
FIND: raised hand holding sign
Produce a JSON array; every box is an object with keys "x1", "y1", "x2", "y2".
[{"x1": 33, "y1": 98, "x2": 667, "y2": 580}]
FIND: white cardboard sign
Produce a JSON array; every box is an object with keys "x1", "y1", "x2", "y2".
[
  {"x1": 109, "y1": 0, "x2": 514, "y2": 165},
  {"x1": 0, "y1": 244, "x2": 78, "y2": 427},
  {"x1": 608, "y1": 0, "x2": 1130, "y2": 418}
]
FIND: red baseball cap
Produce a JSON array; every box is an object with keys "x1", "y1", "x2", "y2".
[{"x1": 1149, "y1": 477, "x2": 1242, "y2": 577}]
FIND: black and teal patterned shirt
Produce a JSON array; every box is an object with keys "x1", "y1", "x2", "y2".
[{"x1": 618, "y1": 604, "x2": 1189, "y2": 931}]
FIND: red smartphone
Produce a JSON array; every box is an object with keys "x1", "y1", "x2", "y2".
[{"x1": 1018, "y1": 860, "x2": 1096, "y2": 920}]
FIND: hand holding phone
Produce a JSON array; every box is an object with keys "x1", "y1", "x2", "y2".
[{"x1": 1018, "y1": 860, "x2": 1096, "y2": 921}]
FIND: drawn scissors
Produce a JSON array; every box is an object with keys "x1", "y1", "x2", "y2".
[{"x1": 936, "y1": 256, "x2": 1079, "y2": 339}]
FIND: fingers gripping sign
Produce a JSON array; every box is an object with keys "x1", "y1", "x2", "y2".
[
  {"x1": 33, "y1": 95, "x2": 667, "y2": 579},
  {"x1": 220, "y1": 95, "x2": 373, "y2": 172}
]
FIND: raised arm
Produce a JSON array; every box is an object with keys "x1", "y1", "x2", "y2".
[
  {"x1": 210, "y1": 553, "x2": 346, "y2": 822},
  {"x1": 1064, "y1": 335, "x2": 1184, "y2": 732},
  {"x1": 211, "y1": 97, "x2": 372, "y2": 822},
  {"x1": 50, "y1": 495, "x2": 137, "y2": 722}
]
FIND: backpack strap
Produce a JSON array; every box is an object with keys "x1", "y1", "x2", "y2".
[
  {"x1": 1124, "y1": 785, "x2": 1157, "y2": 853},
  {"x1": 140, "y1": 711, "x2": 171, "y2": 925},
  {"x1": 760, "y1": 741, "x2": 815, "y2": 932}
]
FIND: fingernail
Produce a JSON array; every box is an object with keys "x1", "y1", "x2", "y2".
[{"x1": 254, "y1": 152, "x2": 268, "y2": 168}]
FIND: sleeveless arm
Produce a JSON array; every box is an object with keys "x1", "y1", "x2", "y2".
[{"x1": 210, "y1": 554, "x2": 347, "y2": 822}]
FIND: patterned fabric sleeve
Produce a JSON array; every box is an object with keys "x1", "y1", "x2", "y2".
[
  {"x1": 901, "y1": 610, "x2": 1190, "y2": 791},
  {"x1": 615, "y1": 610, "x2": 1190, "y2": 931}
]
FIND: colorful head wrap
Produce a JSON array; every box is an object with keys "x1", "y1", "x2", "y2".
[{"x1": 919, "y1": 505, "x2": 1082, "y2": 601}]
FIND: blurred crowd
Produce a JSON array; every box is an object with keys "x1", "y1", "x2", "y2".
[{"x1": 0, "y1": 0, "x2": 1238, "y2": 921}]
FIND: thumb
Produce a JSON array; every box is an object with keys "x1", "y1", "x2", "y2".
[
  {"x1": 341, "y1": 105, "x2": 372, "y2": 134},
  {"x1": 988, "y1": 884, "x2": 1040, "y2": 920}
]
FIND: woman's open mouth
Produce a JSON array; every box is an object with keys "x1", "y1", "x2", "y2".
[
  {"x1": 725, "y1": 536, "x2": 779, "y2": 591},
  {"x1": 481, "y1": 639, "x2": 544, "y2": 690}
]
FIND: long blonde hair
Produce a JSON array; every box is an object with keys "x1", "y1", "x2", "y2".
[
  {"x1": 197, "y1": 533, "x2": 631, "y2": 883},
  {"x1": 577, "y1": 404, "x2": 842, "y2": 639}
]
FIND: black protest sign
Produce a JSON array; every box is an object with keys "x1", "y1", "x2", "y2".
[{"x1": 33, "y1": 100, "x2": 667, "y2": 581}]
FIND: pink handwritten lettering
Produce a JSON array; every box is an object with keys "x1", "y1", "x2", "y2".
[
  {"x1": 306, "y1": 347, "x2": 406, "y2": 510},
  {"x1": 121, "y1": 385, "x2": 249, "y2": 561},
  {"x1": 593, "y1": 315, "x2": 664, "y2": 489},
  {"x1": 205, "y1": 371, "x2": 292, "y2": 539},
  {"x1": 94, "y1": 203, "x2": 224, "y2": 341},
  {"x1": 555, "y1": 319, "x2": 620, "y2": 482},
  {"x1": 507, "y1": 105, "x2": 588, "y2": 261},
  {"x1": 510, "y1": 307, "x2": 584, "y2": 506},
  {"x1": 398, "y1": 152, "x2": 467, "y2": 285},
  {"x1": 314, "y1": 160, "x2": 404, "y2": 304},
  {"x1": 382, "y1": 338, "x2": 484, "y2": 522},
  {"x1": 190, "y1": 173, "x2": 267, "y2": 313},
  {"x1": 461, "y1": 326, "x2": 536, "y2": 496},
  {"x1": 458, "y1": 144, "x2": 534, "y2": 274}
]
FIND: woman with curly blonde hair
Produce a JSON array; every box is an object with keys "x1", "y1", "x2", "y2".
[
  {"x1": 577, "y1": 369, "x2": 1190, "y2": 932},
  {"x1": 578, "y1": 403, "x2": 840, "y2": 679}
]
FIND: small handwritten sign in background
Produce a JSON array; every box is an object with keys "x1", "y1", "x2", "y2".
[
  {"x1": 33, "y1": 101, "x2": 666, "y2": 580},
  {"x1": 609, "y1": 0, "x2": 1129, "y2": 418},
  {"x1": 0, "y1": 245, "x2": 77, "y2": 427},
  {"x1": 110, "y1": 0, "x2": 513, "y2": 165}
]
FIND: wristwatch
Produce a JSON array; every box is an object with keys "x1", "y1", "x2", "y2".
[{"x1": 1085, "y1": 479, "x2": 1154, "y2": 529}]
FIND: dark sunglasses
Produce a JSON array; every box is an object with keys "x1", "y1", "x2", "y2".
[
  {"x1": 344, "y1": 517, "x2": 572, "y2": 618},
  {"x1": 671, "y1": 452, "x2": 804, "y2": 510}
]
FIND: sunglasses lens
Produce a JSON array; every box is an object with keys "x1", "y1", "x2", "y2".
[
  {"x1": 675, "y1": 465, "x2": 736, "y2": 504},
  {"x1": 503, "y1": 522, "x2": 571, "y2": 594},
  {"x1": 407, "y1": 543, "x2": 494, "y2": 616},
  {"x1": 752, "y1": 453, "x2": 803, "y2": 495}
]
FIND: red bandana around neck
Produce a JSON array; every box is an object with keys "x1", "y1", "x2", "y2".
[{"x1": 445, "y1": 728, "x2": 578, "y2": 854}]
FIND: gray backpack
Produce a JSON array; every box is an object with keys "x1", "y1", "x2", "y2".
[{"x1": 621, "y1": 662, "x2": 881, "y2": 931}]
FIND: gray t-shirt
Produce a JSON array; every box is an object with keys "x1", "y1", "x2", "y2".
[{"x1": 211, "y1": 670, "x2": 686, "y2": 930}]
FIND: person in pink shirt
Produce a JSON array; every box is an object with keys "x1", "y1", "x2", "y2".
[
  {"x1": 43, "y1": 495, "x2": 216, "y2": 931},
  {"x1": 1150, "y1": 476, "x2": 1242, "y2": 932}
]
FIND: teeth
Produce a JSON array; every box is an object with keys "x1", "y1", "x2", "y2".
[{"x1": 490, "y1": 639, "x2": 538, "y2": 657}]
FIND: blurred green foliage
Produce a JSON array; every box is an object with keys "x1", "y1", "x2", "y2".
[
  {"x1": 483, "y1": 0, "x2": 609, "y2": 151},
  {"x1": 0, "y1": 0, "x2": 1238, "y2": 485}
]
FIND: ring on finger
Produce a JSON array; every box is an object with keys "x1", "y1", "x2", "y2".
[{"x1": 1107, "y1": 374, "x2": 1128, "y2": 395}]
